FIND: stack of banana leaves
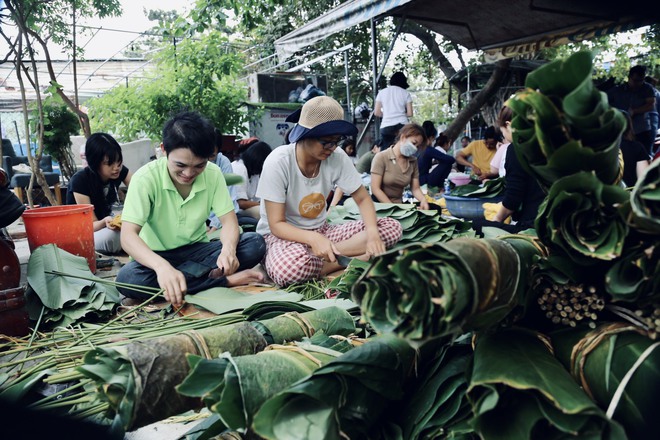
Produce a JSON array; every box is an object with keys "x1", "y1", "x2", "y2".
[
  {"x1": 327, "y1": 198, "x2": 474, "y2": 246},
  {"x1": 448, "y1": 177, "x2": 505, "y2": 198}
]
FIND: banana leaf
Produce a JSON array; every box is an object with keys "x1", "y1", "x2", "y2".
[
  {"x1": 222, "y1": 173, "x2": 243, "y2": 186},
  {"x1": 468, "y1": 327, "x2": 627, "y2": 440},
  {"x1": 551, "y1": 323, "x2": 660, "y2": 440},
  {"x1": 25, "y1": 244, "x2": 120, "y2": 327},
  {"x1": 535, "y1": 172, "x2": 629, "y2": 265},
  {"x1": 178, "y1": 332, "x2": 357, "y2": 435},
  {"x1": 327, "y1": 199, "x2": 474, "y2": 246},
  {"x1": 77, "y1": 307, "x2": 355, "y2": 433},
  {"x1": 508, "y1": 51, "x2": 624, "y2": 192},
  {"x1": 393, "y1": 336, "x2": 474, "y2": 440},
  {"x1": 450, "y1": 178, "x2": 505, "y2": 198},
  {"x1": 251, "y1": 334, "x2": 417, "y2": 440},
  {"x1": 352, "y1": 236, "x2": 543, "y2": 344},
  {"x1": 184, "y1": 287, "x2": 302, "y2": 315},
  {"x1": 324, "y1": 258, "x2": 371, "y2": 299},
  {"x1": 629, "y1": 158, "x2": 660, "y2": 234},
  {"x1": 605, "y1": 241, "x2": 660, "y2": 303}
]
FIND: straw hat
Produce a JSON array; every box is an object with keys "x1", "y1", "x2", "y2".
[{"x1": 288, "y1": 96, "x2": 358, "y2": 143}]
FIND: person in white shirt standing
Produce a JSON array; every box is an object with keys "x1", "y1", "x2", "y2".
[{"x1": 374, "y1": 72, "x2": 413, "y2": 151}]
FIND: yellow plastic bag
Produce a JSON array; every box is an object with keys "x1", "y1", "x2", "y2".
[{"x1": 482, "y1": 202, "x2": 511, "y2": 224}]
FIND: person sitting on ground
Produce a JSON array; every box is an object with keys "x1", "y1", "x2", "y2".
[
  {"x1": 232, "y1": 141, "x2": 272, "y2": 223},
  {"x1": 455, "y1": 126, "x2": 498, "y2": 180},
  {"x1": 471, "y1": 105, "x2": 545, "y2": 235},
  {"x1": 256, "y1": 96, "x2": 402, "y2": 287},
  {"x1": 66, "y1": 133, "x2": 132, "y2": 255},
  {"x1": 355, "y1": 141, "x2": 381, "y2": 174},
  {"x1": 341, "y1": 137, "x2": 358, "y2": 165},
  {"x1": 488, "y1": 106, "x2": 514, "y2": 178},
  {"x1": 116, "y1": 111, "x2": 266, "y2": 307},
  {"x1": 370, "y1": 123, "x2": 430, "y2": 210},
  {"x1": 418, "y1": 131, "x2": 456, "y2": 188},
  {"x1": 456, "y1": 135, "x2": 471, "y2": 172},
  {"x1": 207, "y1": 128, "x2": 243, "y2": 231}
]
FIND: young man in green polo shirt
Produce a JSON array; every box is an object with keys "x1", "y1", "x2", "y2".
[{"x1": 116, "y1": 111, "x2": 266, "y2": 307}]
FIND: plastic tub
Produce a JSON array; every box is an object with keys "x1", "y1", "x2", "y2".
[
  {"x1": 444, "y1": 195, "x2": 503, "y2": 220},
  {"x1": 22, "y1": 204, "x2": 96, "y2": 272}
]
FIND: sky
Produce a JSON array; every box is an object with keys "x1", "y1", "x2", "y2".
[{"x1": 0, "y1": 0, "x2": 192, "y2": 60}]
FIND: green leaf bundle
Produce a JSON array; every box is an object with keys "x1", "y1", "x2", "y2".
[
  {"x1": 551, "y1": 323, "x2": 660, "y2": 440},
  {"x1": 508, "y1": 51, "x2": 625, "y2": 192},
  {"x1": 251, "y1": 334, "x2": 417, "y2": 440},
  {"x1": 178, "y1": 335, "x2": 347, "y2": 434},
  {"x1": 449, "y1": 177, "x2": 505, "y2": 198},
  {"x1": 77, "y1": 307, "x2": 355, "y2": 432},
  {"x1": 468, "y1": 328, "x2": 627, "y2": 440},
  {"x1": 629, "y1": 158, "x2": 660, "y2": 234},
  {"x1": 352, "y1": 235, "x2": 544, "y2": 344},
  {"x1": 535, "y1": 172, "x2": 630, "y2": 265},
  {"x1": 25, "y1": 244, "x2": 120, "y2": 328},
  {"x1": 328, "y1": 199, "x2": 474, "y2": 246}
]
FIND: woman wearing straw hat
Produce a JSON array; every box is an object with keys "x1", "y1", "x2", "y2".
[{"x1": 256, "y1": 96, "x2": 403, "y2": 286}]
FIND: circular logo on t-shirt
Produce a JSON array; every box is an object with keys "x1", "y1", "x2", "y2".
[{"x1": 299, "y1": 193, "x2": 326, "y2": 219}]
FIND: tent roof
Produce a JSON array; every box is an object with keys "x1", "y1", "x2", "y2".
[{"x1": 275, "y1": 0, "x2": 659, "y2": 61}]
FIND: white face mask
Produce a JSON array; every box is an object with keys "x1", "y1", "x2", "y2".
[{"x1": 400, "y1": 141, "x2": 418, "y2": 157}]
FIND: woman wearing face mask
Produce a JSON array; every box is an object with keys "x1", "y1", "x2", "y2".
[{"x1": 370, "y1": 123, "x2": 429, "y2": 210}]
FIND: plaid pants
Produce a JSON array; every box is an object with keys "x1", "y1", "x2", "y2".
[{"x1": 263, "y1": 218, "x2": 402, "y2": 286}]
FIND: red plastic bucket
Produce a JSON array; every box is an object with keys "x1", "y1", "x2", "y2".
[{"x1": 22, "y1": 204, "x2": 96, "y2": 272}]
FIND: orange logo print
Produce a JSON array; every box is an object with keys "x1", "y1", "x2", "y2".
[{"x1": 299, "y1": 193, "x2": 326, "y2": 219}]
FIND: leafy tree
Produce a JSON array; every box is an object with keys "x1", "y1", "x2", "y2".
[
  {"x1": 86, "y1": 32, "x2": 249, "y2": 141},
  {"x1": 0, "y1": 0, "x2": 121, "y2": 205},
  {"x1": 29, "y1": 98, "x2": 81, "y2": 181}
]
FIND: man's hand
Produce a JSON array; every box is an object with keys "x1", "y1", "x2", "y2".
[
  {"x1": 155, "y1": 263, "x2": 187, "y2": 307},
  {"x1": 217, "y1": 248, "x2": 239, "y2": 276},
  {"x1": 104, "y1": 216, "x2": 118, "y2": 230},
  {"x1": 472, "y1": 166, "x2": 483, "y2": 176}
]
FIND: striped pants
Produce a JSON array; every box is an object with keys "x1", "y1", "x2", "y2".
[{"x1": 263, "y1": 218, "x2": 402, "y2": 286}]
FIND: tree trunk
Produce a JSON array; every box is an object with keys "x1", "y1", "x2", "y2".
[
  {"x1": 401, "y1": 22, "x2": 462, "y2": 93},
  {"x1": 443, "y1": 58, "x2": 512, "y2": 142}
]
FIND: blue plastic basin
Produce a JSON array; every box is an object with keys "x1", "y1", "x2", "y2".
[{"x1": 444, "y1": 194, "x2": 504, "y2": 220}]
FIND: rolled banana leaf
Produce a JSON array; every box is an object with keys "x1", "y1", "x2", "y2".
[
  {"x1": 77, "y1": 307, "x2": 355, "y2": 433},
  {"x1": 352, "y1": 236, "x2": 543, "y2": 344},
  {"x1": 508, "y1": 51, "x2": 625, "y2": 192},
  {"x1": 251, "y1": 334, "x2": 417, "y2": 440},
  {"x1": 551, "y1": 323, "x2": 660, "y2": 440},
  {"x1": 393, "y1": 336, "x2": 475, "y2": 440},
  {"x1": 605, "y1": 240, "x2": 660, "y2": 304},
  {"x1": 177, "y1": 333, "x2": 355, "y2": 435},
  {"x1": 629, "y1": 158, "x2": 660, "y2": 234},
  {"x1": 468, "y1": 327, "x2": 627, "y2": 440},
  {"x1": 535, "y1": 171, "x2": 630, "y2": 265}
]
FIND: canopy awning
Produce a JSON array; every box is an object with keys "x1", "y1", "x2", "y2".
[{"x1": 275, "y1": 0, "x2": 658, "y2": 61}]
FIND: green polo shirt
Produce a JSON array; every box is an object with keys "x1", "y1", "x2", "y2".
[{"x1": 121, "y1": 157, "x2": 233, "y2": 251}]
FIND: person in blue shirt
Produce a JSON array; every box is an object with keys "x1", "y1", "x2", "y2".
[{"x1": 418, "y1": 131, "x2": 456, "y2": 188}]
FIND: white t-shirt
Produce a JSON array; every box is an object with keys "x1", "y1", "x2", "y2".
[
  {"x1": 256, "y1": 143, "x2": 363, "y2": 235},
  {"x1": 375, "y1": 85, "x2": 412, "y2": 128},
  {"x1": 490, "y1": 143, "x2": 509, "y2": 177},
  {"x1": 231, "y1": 159, "x2": 260, "y2": 203}
]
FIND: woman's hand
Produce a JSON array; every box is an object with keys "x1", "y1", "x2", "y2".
[
  {"x1": 103, "y1": 216, "x2": 117, "y2": 230},
  {"x1": 365, "y1": 231, "x2": 386, "y2": 258},
  {"x1": 418, "y1": 200, "x2": 430, "y2": 211},
  {"x1": 309, "y1": 232, "x2": 340, "y2": 262}
]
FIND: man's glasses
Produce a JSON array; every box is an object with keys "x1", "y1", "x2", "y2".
[{"x1": 318, "y1": 136, "x2": 347, "y2": 150}]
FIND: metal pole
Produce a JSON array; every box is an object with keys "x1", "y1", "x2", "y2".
[
  {"x1": 13, "y1": 121, "x2": 23, "y2": 155},
  {"x1": 370, "y1": 18, "x2": 379, "y2": 136},
  {"x1": 344, "y1": 50, "x2": 351, "y2": 120}
]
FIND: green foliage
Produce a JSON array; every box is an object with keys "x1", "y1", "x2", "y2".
[
  {"x1": 87, "y1": 33, "x2": 248, "y2": 141},
  {"x1": 28, "y1": 97, "x2": 80, "y2": 165}
]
